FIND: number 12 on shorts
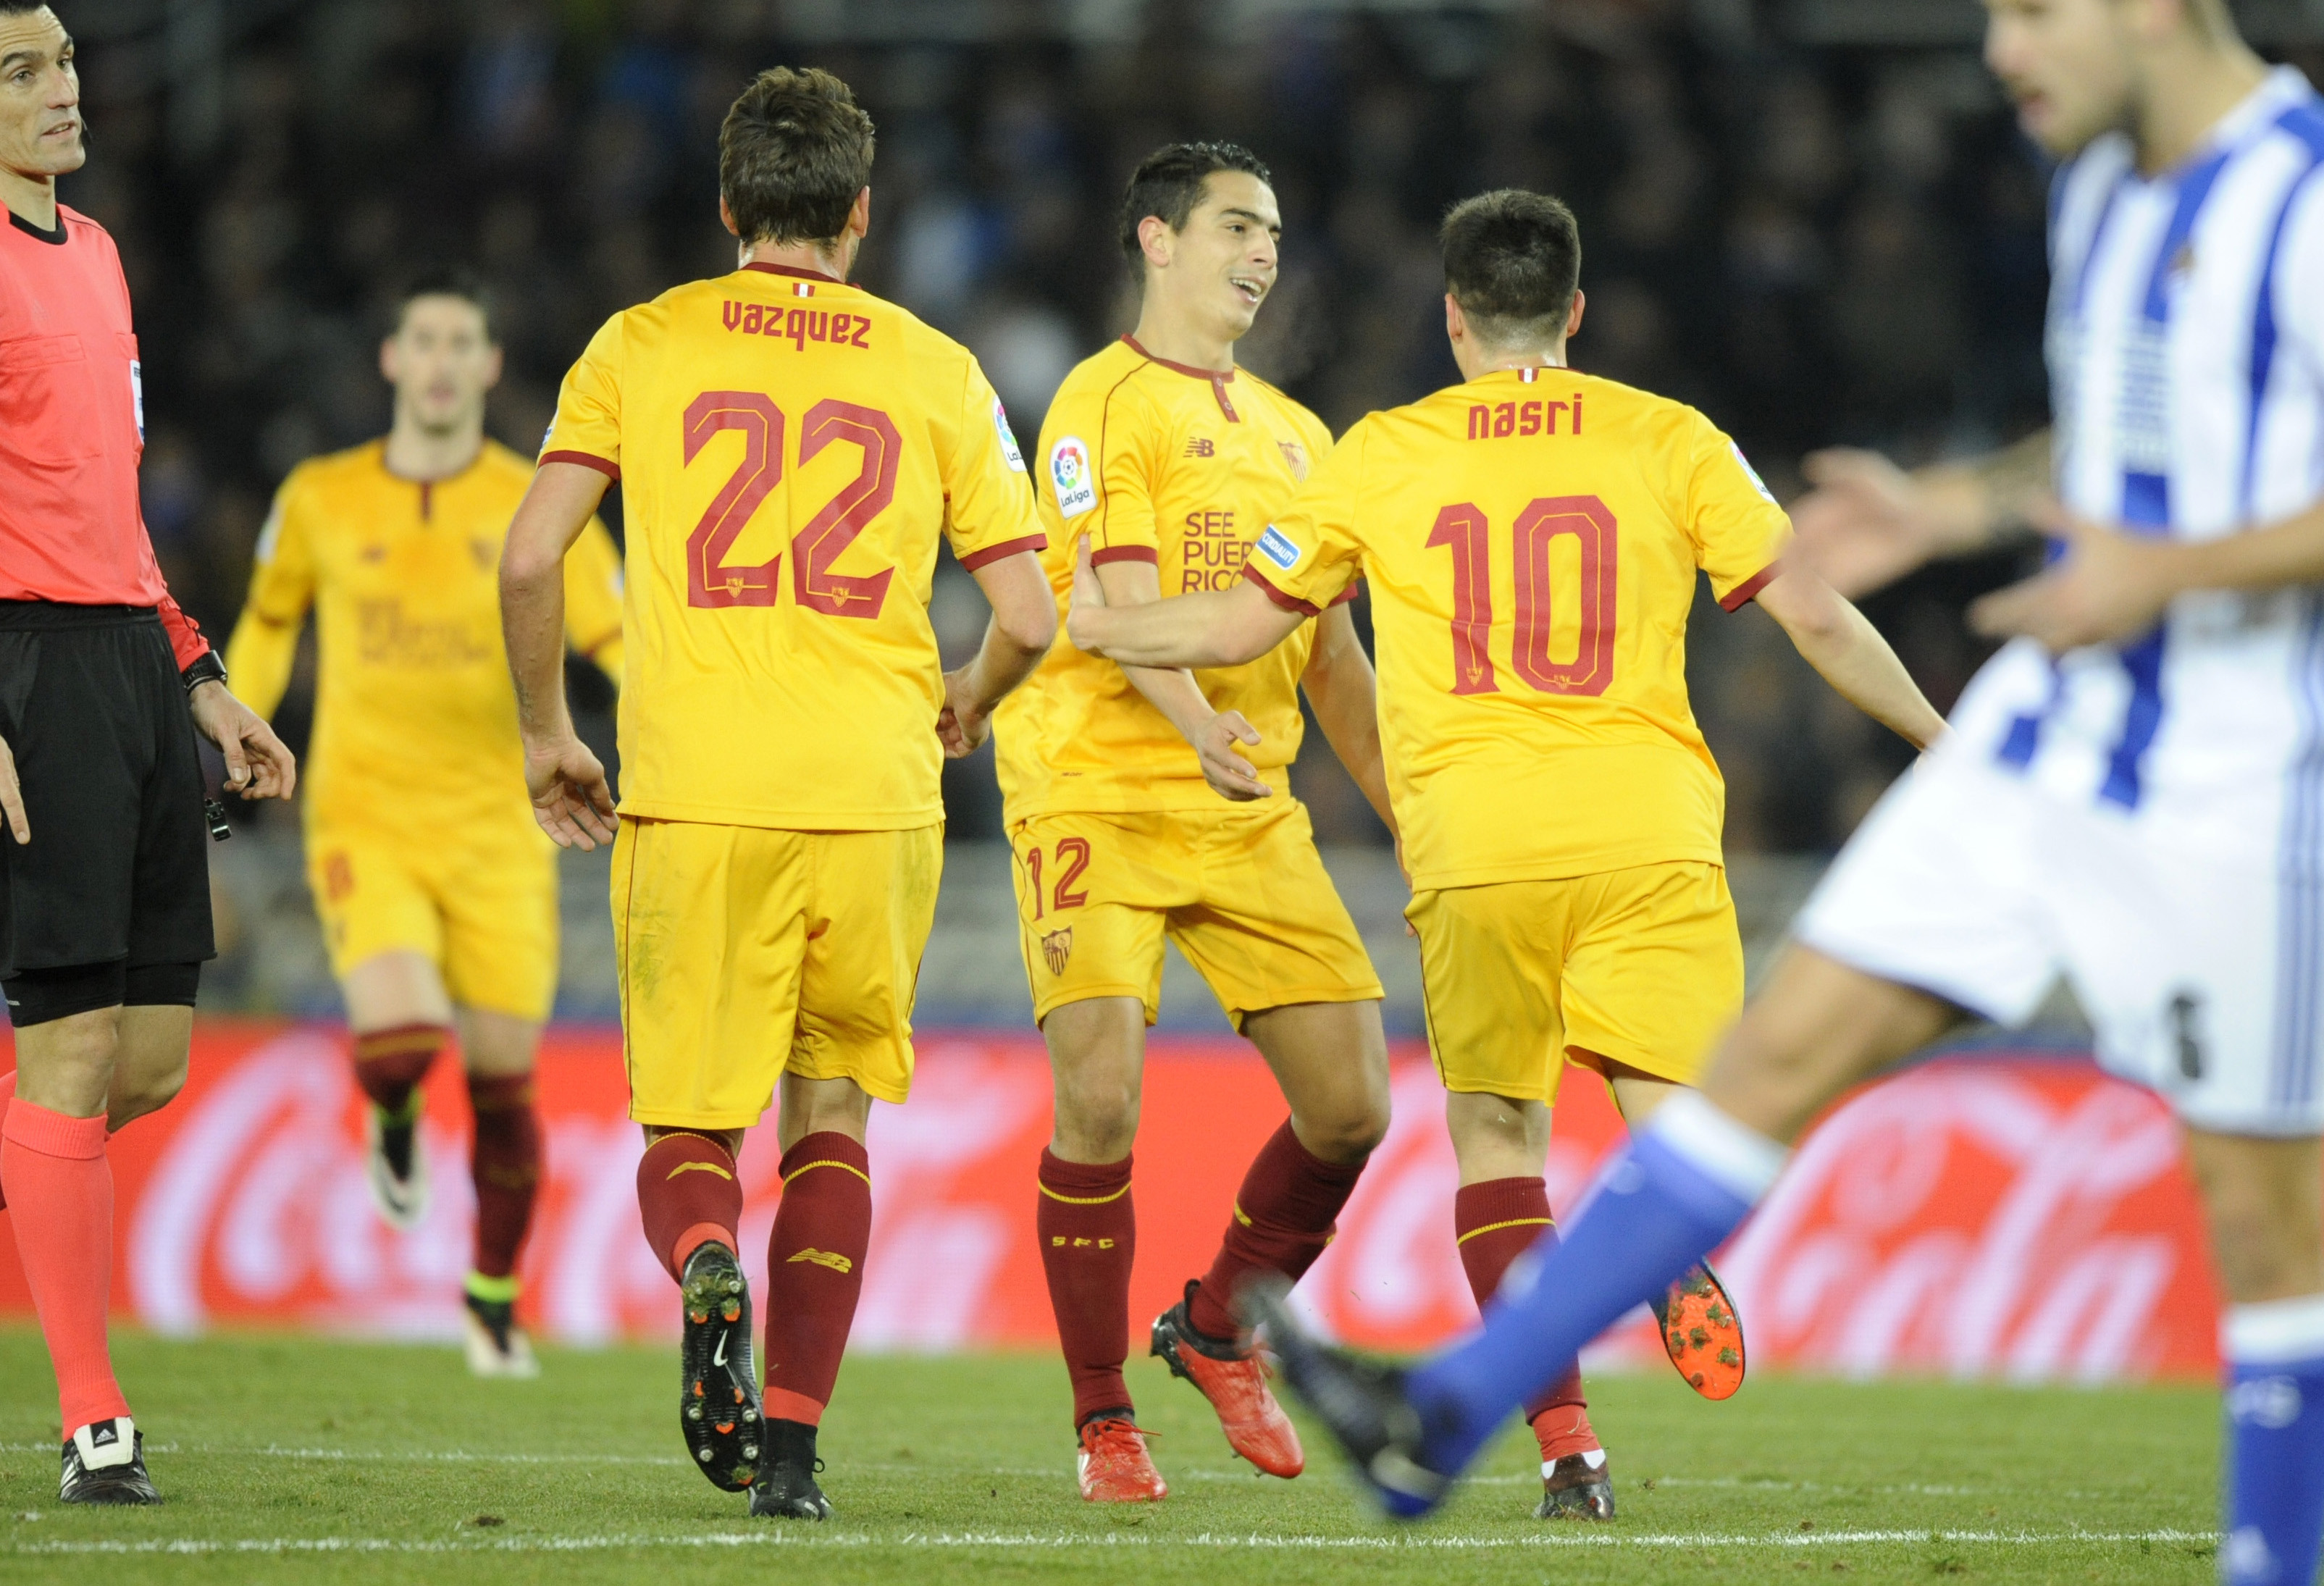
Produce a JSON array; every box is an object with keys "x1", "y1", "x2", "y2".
[
  {"x1": 1023, "y1": 837, "x2": 1091, "y2": 920},
  {"x1": 1427, "y1": 494, "x2": 1617, "y2": 697}
]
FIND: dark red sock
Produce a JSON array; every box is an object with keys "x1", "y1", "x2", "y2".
[
  {"x1": 635, "y1": 1133, "x2": 741, "y2": 1283},
  {"x1": 763, "y1": 1132, "x2": 873, "y2": 1427},
  {"x1": 3, "y1": 1102, "x2": 128, "y2": 1433},
  {"x1": 1037, "y1": 1149, "x2": 1136, "y2": 1427},
  {"x1": 1186, "y1": 1119, "x2": 1366, "y2": 1340},
  {"x1": 467, "y1": 1074, "x2": 541, "y2": 1281},
  {"x1": 1456, "y1": 1176, "x2": 1597, "y2": 1461},
  {"x1": 353, "y1": 1024, "x2": 447, "y2": 1115}
]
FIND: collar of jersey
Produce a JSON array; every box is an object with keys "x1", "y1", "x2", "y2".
[
  {"x1": 1121, "y1": 335, "x2": 1235, "y2": 382},
  {"x1": 743, "y1": 261, "x2": 852, "y2": 287},
  {"x1": 7, "y1": 208, "x2": 66, "y2": 246}
]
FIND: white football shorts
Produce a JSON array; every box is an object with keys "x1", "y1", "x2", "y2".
[{"x1": 1796, "y1": 742, "x2": 2323, "y2": 1137}]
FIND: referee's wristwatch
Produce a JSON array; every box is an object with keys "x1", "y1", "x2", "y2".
[{"x1": 181, "y1": 652, "x2": 227, "y2": 693}]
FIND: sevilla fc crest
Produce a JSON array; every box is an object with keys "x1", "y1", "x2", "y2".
[{"x1": 1041, "y1": 927, "x2": 1074, "y2": 976}]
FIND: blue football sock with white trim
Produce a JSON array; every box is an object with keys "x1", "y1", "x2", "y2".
[
  {"x1": 1406, "y1": 1092, "x2": 1787, "y2": 1477},
  {"x1": 2223, "y1": 1293, "x2": 2324, "y2": 1586}
]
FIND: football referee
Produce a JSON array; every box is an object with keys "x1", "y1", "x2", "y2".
[{"x1": 0, "y1": 4, "x2": 294, "y2": 1506}]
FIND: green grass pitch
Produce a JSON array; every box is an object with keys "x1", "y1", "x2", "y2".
[{"x1": 0, "y1": 1326, "x2": 2221, "y2": 1582}]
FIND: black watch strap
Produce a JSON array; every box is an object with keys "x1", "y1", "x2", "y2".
[{"x1": 181, "y1": 651, "x2": 227, "y2": 693}]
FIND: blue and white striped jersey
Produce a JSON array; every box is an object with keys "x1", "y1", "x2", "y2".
[{"x1": 1950, "y1": 66, "x2": 2324, "y2": 867}]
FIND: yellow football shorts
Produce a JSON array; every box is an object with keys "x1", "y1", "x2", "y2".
[
  {"x1": 613, "y1": 818, "x2": 942, "y2": 1128},
  {"x1": 306, "y1": 814, "x2": 558, "y2": 1022},
  {"x1": 1008, "y1": 799, "x2": 1382, "y2": 1031},
  {"x1": 1411, "y1": 861, "x2": 1742, "y2": 1106}
]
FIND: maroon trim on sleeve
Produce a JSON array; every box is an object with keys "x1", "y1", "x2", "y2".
[
  {"x1": 1719, "y1": 563, "x2": 1780, "y2": 612},
  {"x1": 1327, "y1": 579, "x2": 1362, "y2": 609},
  {"x1": 541, "y1": 450, "x2": 621, "y2": 482},
  {"x1": 1089, "y1": 545, "x2": 1159, "y2": 568},
  {"x1": 1243, "y1": 564, "x2": 1323, "y2": 618},
  {"x1": 957, "y1": 534, "x2": 1049, "y2": 572}
]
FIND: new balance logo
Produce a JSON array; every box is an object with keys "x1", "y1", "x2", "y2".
[
  {"x1": 667, "y1": 1162, "x2": 734, "y2": 1181},
  {"x1": 786, "y1": 1248, "x2": 854, "y2": 1273},
  {"x1": 1183, "y1": 437, "x2": 1215, "y2": 458}
]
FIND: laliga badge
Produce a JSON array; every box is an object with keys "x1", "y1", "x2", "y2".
[
  {"x1": 1049, "y1": 436, "x2": 1096, "y2": 519},
  {"x1": 994, "y1": 398, "x2": 1026, "y2": 472}
]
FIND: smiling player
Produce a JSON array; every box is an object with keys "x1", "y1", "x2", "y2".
[
  {"x1": 994, "y1": 143, "x2": 1394, "y2": 1503},
  {"x1": 225, "y1": 268, "x2": 625, "y2": 1378},
  {"x1": 1068, "y1": 188, "x2": 1944, "y2": 1520}
]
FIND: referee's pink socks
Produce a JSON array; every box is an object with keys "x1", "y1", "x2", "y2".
[
  {"x1": 2, "y1": 1099, "x2": 130, "y2": 1435},
  {"x1": 0, "y1": 1068, "x2": 15, "y2": 1209}
]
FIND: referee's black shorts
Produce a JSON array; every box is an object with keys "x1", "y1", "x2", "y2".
[{"x1": 0, "y1": 602, "x2": 214, "y2": 1027}]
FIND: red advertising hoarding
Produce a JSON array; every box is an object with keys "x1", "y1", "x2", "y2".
[{"x1": 0, "y1": 1023, "x2": 2225, "y2": 1379}]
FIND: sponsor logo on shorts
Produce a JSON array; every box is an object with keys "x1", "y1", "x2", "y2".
[
  {"x1": 1256, "y1": 524, "x2": 1301, "y2": 572},
  {"x1": 786, "y1": 1248, "x2": 855, "y2": 1273},
  {"x1": 1041, "y1": 926, "x2": 1074, "y2": 975},
  {"x1": 1049, "y1": 437, "x2": 1095, "y2": 519}
]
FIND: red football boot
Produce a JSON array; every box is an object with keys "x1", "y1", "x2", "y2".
[
  {"x1": 1150, "y1": 1281, "x2": 1305, "y2": 1478},
  {"x1": 1653, "y1": 1261, "x2": 1746, "y2": 1400},
  {"x1": 1076, "y1": 1417, "x2": 1167, "y2": 1503}
]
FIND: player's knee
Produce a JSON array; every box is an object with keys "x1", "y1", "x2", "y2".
[
  {"x1": 109, "y1": 1054, "x2": 188, "y2": 1131},
  {"x1": 2205, "y1": 1190, "x2": 2323, "y2": 1302},
  {"x1": 1052, "y1": 1075, "x2": 1139, "y2": 1159},
  {"x1": 1299, "y1": 1093, "x2": 1389, "y2": 1162}
]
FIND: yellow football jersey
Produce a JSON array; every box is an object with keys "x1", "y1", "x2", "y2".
[
  {"x1": 541, "y1": 263, "x2": 1044, "y2": 829},
  {"x1": 225, "y1": 437, "x2": 626, "y2": 824},
  {"x1": 995, "y1": 337, "x2": 1342, "y2": 818},
  {"x1": 1251, "y1": 367, "x2": 1790, "y2": 890}
]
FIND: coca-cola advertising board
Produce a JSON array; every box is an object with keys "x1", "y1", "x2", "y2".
[{"x1": 0, "y1": 1023, "x2": 2228, "y2": 1379}]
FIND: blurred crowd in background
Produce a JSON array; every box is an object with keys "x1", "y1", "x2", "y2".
[{"x1": 67, "y1": 0, "x2": 2324, "y2": 852}]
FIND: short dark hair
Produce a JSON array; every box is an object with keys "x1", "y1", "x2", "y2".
[
  {"x1": 719, "y1": 67, "x2": 876, "y2": 248},
  {"x1": 1117, "y1": 141, "x2": 1272, "y2": 263},
  {"x1": 393, "y1": 264, "x2": 495, "y2": 343},
  {"x1": 1440, "y1": 190, "x2": 1582, "y2": 348}
]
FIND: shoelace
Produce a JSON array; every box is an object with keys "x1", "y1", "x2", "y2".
[{"x1": 1084, "y1": 1419, "x2": 1159, "y2": 1459}]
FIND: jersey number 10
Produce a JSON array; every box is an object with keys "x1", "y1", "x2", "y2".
[
  {"x1": 682, "y1": 391, "x2": 899, "y2": 618},
  {"x1": 1427, "y1": 495, "x2": 1616, "y2": 697}
]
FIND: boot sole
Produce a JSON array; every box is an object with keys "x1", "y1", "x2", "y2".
[{"x1": 679, "y1": 1254, "x2": 762, "y2": 1491}]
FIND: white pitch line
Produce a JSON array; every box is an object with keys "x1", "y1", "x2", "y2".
[{"x1": 0, "y1": 1528, "x2": 2217, "y2": 1557}]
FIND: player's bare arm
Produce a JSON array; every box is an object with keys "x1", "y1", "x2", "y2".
[
  {"x1": 500, "y1": 459, "x2": 617, "y2": 849},
  {"x1": 1753, "y1": 566, "x2": 1947, "y2": 750},
  {"x1": 186, "y1": 680, "x2": 296, "y2": 800},
  {"x1": 1299, "y1": 603, "x2": 1395, "y2": 832},
  {"x1": 1971, "y1": 496, "x2": 2324, "y2": 653},
  {"x1": 1068, "y1": 535, "x2": 1305, "y2": 669},
  {"x1": 938, "y1": 547, "x2": 1057, "y2": 758},
  {"x1": 0, "y1": 731, "x2": 25, "y2": 844},
  {"x1": 1789, "y1": 429, "x2": 2052, "y2": 597},
  {"x1": 1087, "y1": 552, "x2": 1272, "y2": 800}
]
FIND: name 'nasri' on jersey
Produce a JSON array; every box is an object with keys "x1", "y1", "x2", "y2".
[{"x1": 1950, "y1": 64, "x2": 2324, "y2": 865}]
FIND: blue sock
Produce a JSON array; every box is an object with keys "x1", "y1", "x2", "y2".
[
  {"x1": 2223, "y1": 1295, "x2": 2324, "y2": 1586},
  {"x1": 1407, "y1": 1092, "x2": 1787, "y2": 1476}
]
